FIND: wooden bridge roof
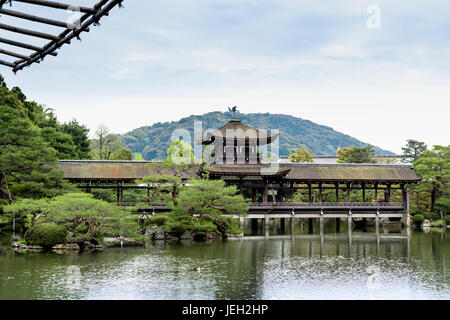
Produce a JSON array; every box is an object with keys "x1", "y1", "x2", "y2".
[
  {"x1": 280, "y1": 163, "x2": 420, "y2": 183},
  {"x1": 58, "y1": 161, "x2": 420, "y2": 184}
]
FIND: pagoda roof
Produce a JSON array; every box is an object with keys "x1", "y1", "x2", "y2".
[{"x1": 197, "y1": 119, "x2": 279, "y2": 145}]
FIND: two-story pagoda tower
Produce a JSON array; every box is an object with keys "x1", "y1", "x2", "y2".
[{"x1": 198, "y1": 109, "x2": 279, "y2": 164}]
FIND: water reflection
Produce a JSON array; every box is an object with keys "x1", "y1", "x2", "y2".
[{"x1": 0, "y1": 230, "x2": 448, "y2": 300}]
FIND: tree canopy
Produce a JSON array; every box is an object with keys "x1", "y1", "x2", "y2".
[
  {"x1": 289, "y1": 148, "x2": 314, "y2": 163},
  {"x1": 337, "y1": 146, "x2": 376, "y2": 163},
  {"x1": 401, "y1": 139, "x2": 427, "y2": 163},
  {"x1": 413, "y1": 145, "x2": 449, "y2": 213}
]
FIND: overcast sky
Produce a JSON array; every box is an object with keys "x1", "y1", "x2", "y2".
[{"x1": 1, "y1": 0, "x2": 449, "y2": 154}]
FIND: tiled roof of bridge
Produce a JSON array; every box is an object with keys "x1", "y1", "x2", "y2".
[
  {"x1": 58, "y1": 161, "x2": 420, "y2": 183},
  {"x1": 280, "y1": 163, "x2": 420, "y2": 183}
]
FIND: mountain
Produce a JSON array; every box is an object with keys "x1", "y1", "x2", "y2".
[{"x1": 121, "y1": 112, "x2": 395, "y2": 160}]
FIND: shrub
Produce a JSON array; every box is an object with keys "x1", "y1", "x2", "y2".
[
  {"x1": 25, "y1": 223, "x2": 67, "y2": 247},
  {"x1": 430, "y1": 220, "x2": 445, "y2": 227},
  {"x1": 424, "y1": 212, "x2": 441, "y2": 221},
  {"x1": 143, "y1": 215, "x2": 168, "y2": 228},
  {"x1": 413, "y1": 214, "x2": 425, "y2": 226}
]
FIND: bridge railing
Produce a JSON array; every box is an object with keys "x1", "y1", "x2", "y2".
[
  {"x1": 116, "y1": 201, "x2": 403, "y2": 208},
  {"x1": 249, "y1": 202, "x2": 403, "y2": 208}
]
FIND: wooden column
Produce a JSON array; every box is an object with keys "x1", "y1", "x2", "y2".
[
  {"x1": 335, "y1": 218, "x2": 341, "y2": 233},
  {"x1": 239, "y1": 177, "x2": 244, "y2": 195},
  {"x1": 263, "y1": 182, "x2": 268, "y2": 203},
  {"x1": 308, "y1": 218, "x2": 313, "y2": 234},
  {"x1": 251, "y1": 219, "x2": 258, "y2": 235},
  {"x1": 120, "y1": 182, "x2": 124, "y2": 203},
  {"x1": 375, "y1": 183, "x2": 379, "y2": 203},
  {"x1": 308, "y1": 183, "x2": 312, "y2": 202},
  {"x1": 319, "y1": 182, "x2": 323, "y2": 203},
  {"x1": 346, "y1": 182, "x2": 350, "y2": 202},
  {"x1": 280, "y1": 218, "x2": 286, "y2": 234},
  {"x1": 335, "y1": 183, "x2": 339, "y2": 202},
  {"x1": 386, "y1": 184, "x2": 391, "y2": 204},
  {"x1": 362, "y1": 183, "x2": 366, "y2": 203},
  {"x1": 116, "y1": 182, "x2": 120, "y2": 204},
  {"x1": 401, "y1": 184, "x2": 406, "y2": 208},
  {"x1": 251, "y1": 187, "x2": 257, "y2": 203}
]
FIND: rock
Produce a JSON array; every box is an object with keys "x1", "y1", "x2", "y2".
[
  {"x1": 27, "y1": 245, "x2": 44, "y2": 251},
  {"x1": 165, "y1": 233, "x2": 179, "y2": 241},
  {"x1": 225, "y1": 233, "x2": 244, "y2": 239},
  {"x1": 145, "y1": 226, "x2": 165, "y2": 240},
  {"x1": 422, "y1": 219, "x2": 431, "y2": 228},
  {"x1": 180, "y1": 231, "x2": 193, "y2": 240},
  {"x1": 82, "y1": 241, "x2": 96, "y2": 249},
  {"x1": 52, "y1": 244, "x2": 66, "y2": 250},
  {"x1": 117, "y1": 236, "x2": 143, "y2": 247},
  {"x1": 65, "y1": 243, "x2": 81, "y2": 251},
  {"x1": 11, "y1": 234, "x2": 22, "y2": 242},
  {"x1": 205, "y1": 232, "x2": 222, "y2": 240}
]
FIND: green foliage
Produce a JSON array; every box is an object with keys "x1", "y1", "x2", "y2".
[
  {"x1": 166, "y1": 139, "x2": 195, "y2": 165},
  {"x1": 0, "y1": 77, "x2": 91, "y2": 200},
  {"x1": 289, "y1": 148, "x2": 314, "y2": 163},
  {"x1": 24, "y1": 223, "x2": 67, "y2": 247},
  {"x1": 161, "y1": 179, "x2": 247, "y2": 237},
  {"x1": 401, "y1": 140, "x2": 427, "y2": 164},
  {"x1": 413, "y1": 214, "x2": 425, "y2": 226},
  {"x1": 430, "y1": 219, "x2": 445, "y2": 227},
  {"x1": 133, "y1": 152, "x2": 145, "y2": 161},
  {"x1": 139, "y1": 174, "x2": 182, "y2": 203},
  {"x1": 12, "y1": 193, "x2": 141, "y2": 243},
  {"x1": 61, "y1": 120, "x2": 91, "y2": 159},
  {"x1": 40, "y1": 127, "x2": 78, "y2": 159},
  {"x1": 0, "y1": 105, "x2": 71, "y2": 200},
  {"x1": 120, "y1": 112, "x2": 394, "y2": 160},
  {"x1": 337, "y1": 146, "x2": 377, "y2": 163},
  {"x1": 169, "y1": 179, "x2": 248, "y2": 218},
  {"x1": 143, "y1": 214, "x2": 168, "y2": 228},
  {"x1": 445, "y1": 215, "x2": 450, "y2": 225},
  {"x1": 413, "y1": 145, "x2": 449, "y2": 213},
  {"x1": 110, "y1": 148, "x2": 133, "y2": 160},
  {"x1": 2, "y1": 198, "x2": 50, "y2": 231},
  {"x1": 423, "y1": 212, "x2": 441, "y2": 221}
]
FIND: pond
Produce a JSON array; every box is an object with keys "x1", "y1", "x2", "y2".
[{"x1": 0, "y1": 228, "x2": 448, "y2": 300}]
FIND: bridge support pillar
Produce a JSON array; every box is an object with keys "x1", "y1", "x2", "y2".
[
  {"x1": 265, "y1": 215, "x2": 270, "y2": 238},
  {"x1": 290, "y1": 218, "x2": 295, "y2": 236},
  {"x1": 239, "y1": 216, "x2": 245, "y2": 231},
  {"x1": 319, "y1": 217, "x2": 324, "y2": 236},
  {"x1": 375, "y1": 215, "x2": 380, "y2": 234},
  {"x1": 308, "y1": 218, "x2": 313, "y2": 234},
  {"x1": 280, "y1": 218, "x2": 286, "y2": 234},
  {"x1": 347, "y1": 215, "x2": 352, "y2": 233},
  {"x1": 335, "y1": 218, "x2": 341, "y2": 233},
  {"x1": 251, "y1": 219, "x2": 258, "y2": 236}
]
